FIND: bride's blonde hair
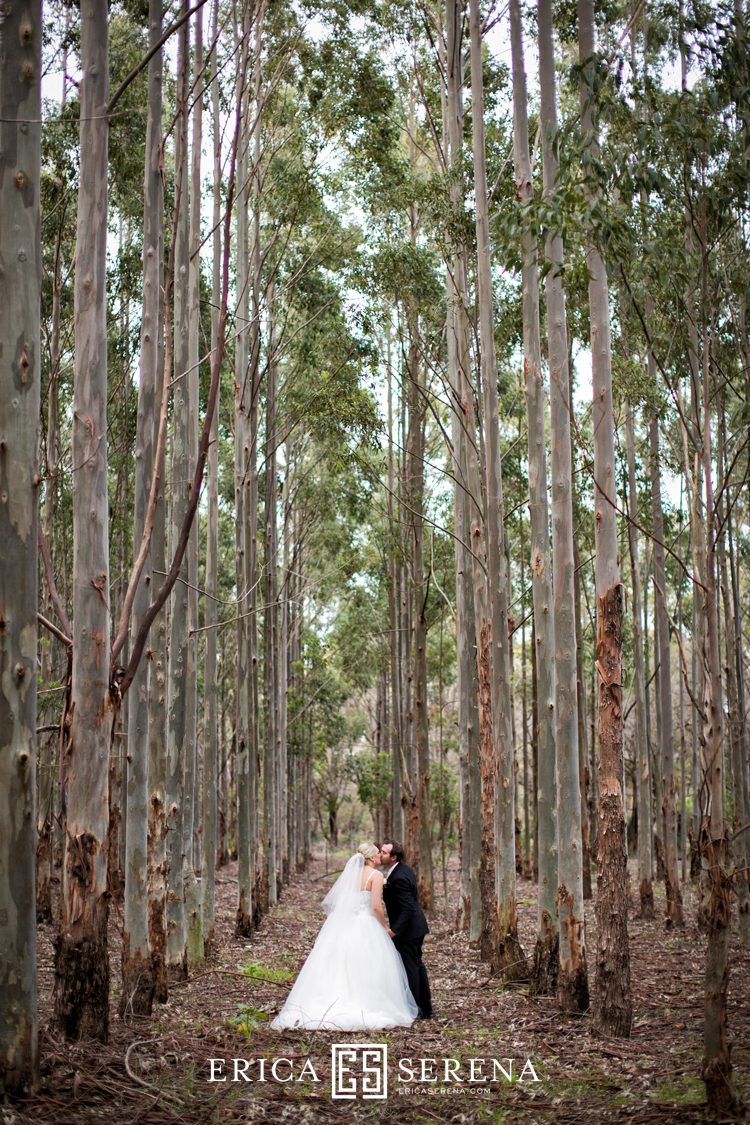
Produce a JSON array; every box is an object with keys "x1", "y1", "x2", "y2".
[{"x1": 357, "y1": 842, "x2": 379, "y2": 862}]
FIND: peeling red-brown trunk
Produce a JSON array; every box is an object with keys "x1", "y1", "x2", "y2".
[
  {"x1": 531, "y1": 908, "x2": 559, "y2": 997},
  {"x1": 119, "y1": 943, "x2": 155, "y2": 1018},
  {"x1": 556, "y1": 884, "x2": 588, "y2": 1012},
  {"x1": 54, "y1": 828, "x2": 110, "y2": 1041},
  {"x1": 592, "y1": 585, "x2": 632, "y2": 1038}
]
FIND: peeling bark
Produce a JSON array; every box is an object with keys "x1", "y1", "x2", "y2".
[{"x1": 593, "y1": 585, "x2": 631, "y2": 1038}]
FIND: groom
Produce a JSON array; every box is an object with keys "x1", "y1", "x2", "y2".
[{"x1": 379, "y1": 840, "x2": 433, "y2": 1019}]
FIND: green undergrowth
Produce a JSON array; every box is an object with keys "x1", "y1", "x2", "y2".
[
  {"x1": 646, "y1": 1074, "x2": 704, "y2": 1106},
  {"x1": 228, "y1": 1004, "x2": 270, "y2": 1038},
  {"x1": 238, "y1": 959, "x2": 294, "y2": 983}
]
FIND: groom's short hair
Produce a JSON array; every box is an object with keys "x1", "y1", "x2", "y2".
[{"x1": 382, "y1": 839, "x2": 404, "y2": 862}]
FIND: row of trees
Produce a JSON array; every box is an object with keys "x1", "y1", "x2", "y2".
[{"x1": 1, "y1": 0, "x2": 748, "y2": 1116}]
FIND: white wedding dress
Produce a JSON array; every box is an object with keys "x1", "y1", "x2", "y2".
[{"x1": 271, "y1": 855, "x2": 418, "y2": 1031}]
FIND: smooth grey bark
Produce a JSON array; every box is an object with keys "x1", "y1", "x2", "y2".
[
  {"x1": 279, "y1": 462, "x2": 290, "y2": 882},
  {"x1": 468, "y1": 0, "x2": 526, "y2": 980},
  {"x1": 719, "y1": 418, "x2": 750, "y2": 946},
  {"x1": 538, "y1": 0, "x2": 587, "y2": 1003},
  {"x1": 649, "y1": 405, "x2": 682, "y2": 927},
  {"x1": 624, "y1": 401, "x2": 654, "y2": 919},
  {"x1": 577, "y1": 0, "x2": 631, "y2": 1037},
  {"x1": 245, "y1": 0, "x2": 264, "y2": 922},
  {"x1": 121, "y1": 0, "x2": 163, "y2": 1017},
  {"x1": 510, "y1": 0, "x2": 559, "y2": 999},
  {"x1": 184, "y1": 4, "x2": 204, "y2": 970},
  {"x1": 386, "y1": 329, "x2": 404, "y2": 843},
  {"x1": 696, "y1": 235, "x2": 740, "y2": 1113},
  {"x1": 264, "y1": 295, "x2": 280, "y2": 907},
  {"x1": 234, "y1": 0, "x2": 253, "y2": 937},
  {"x1": 165, "y1": 4, "x2": 190, "y2": 976},
  {"x1": 0, "y1": 0, "x2": 41, "y2": 1086},
  {"x1": 445, "y1": 0, "x2": 481, "y2": 941},
  {"x1": 53, "y1": 0, "x2": 112, "y2": 1041},
  {"x1": 202, "y1": 0, "x2": 222, "y2": 945},
  {"x1": 405, "y1": 291, "x2": 434, "y2": 907}
]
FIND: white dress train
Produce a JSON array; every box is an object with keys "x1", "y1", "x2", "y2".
[{"x1": 271, "y1": 867, "x2": 418, "y2": 1031}]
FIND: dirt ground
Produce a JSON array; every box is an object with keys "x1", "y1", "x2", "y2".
[{"x1": 8, "y1": 849, "x2": 750, "y2": 1124}]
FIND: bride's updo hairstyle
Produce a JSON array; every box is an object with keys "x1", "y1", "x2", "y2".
[{"x1": 357, "y1": 843, "x2": 379, "y2": 862}]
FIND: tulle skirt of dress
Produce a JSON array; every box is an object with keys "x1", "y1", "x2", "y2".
[{"x1": 271, "y1": 900, "x2": 418, "y2": 1031}]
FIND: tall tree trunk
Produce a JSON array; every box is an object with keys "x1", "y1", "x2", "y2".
[
  {"x1": 405, "y1": 290, "x2": 433, "y2": 906},
  {"x1": 264, "y1": 295, "x2": 279, "y2": 906},
  {"x1": 468, "y1": 0, "x2": 526, "y2": 981},
  {"x1": 624, "y1": 400, "x2": 654, "y2": 919},
  {"x1": 538, "y1": 0, "x2": 588, "y2": 1006},
  {"x1": 719, "y1": 416, "x2": 750, "y2": 946},
  {"x1": 386, "y1": 328, "x2": 404, "y2": 842},
  {"x1": 0, "y1": 0, "x2": 42, "y2": 1085},
  {"x1": 511, "y1": 0, "x2": 559, "y2": 999},
  {"x1": 696, "y1": 233, "x2": 741, "y2": 1113},
  {"x1": 38, "y1": 45, "x2": 69, "y2": 923},
  {"x1": 577, "y1": 0, "x2": 631, "y2": 1038},
  {"x1": 280, "y1": 462, "x2": 291, "y2": 884},
  {"x1": 121, "y1": 0, "x2": 163, "y2": 1017},
  {"x1": 184, "y1": 4, "x2": 205, "y2": 970},
  {"x1": 148, "y1": 330, "x2": 169, "y2": 1002},
  {"x1": 234, "y1": 0, "x2": 253, "y2": 937},
  {"x1": 202, "y1": 0, "x2": 222, "y2": 947},
  {"x1": 248, "y1": 0, "x2": 264, "y2": 920},
  {"x1": 165, "y1": 4, "x2": 191, "y2": 978},
  {"x1": 648, "y1": 406, "x2": 683, "y2": 927},
  {"x1": 53, "y1": 0, "x2": 112, "y2": 1040}
]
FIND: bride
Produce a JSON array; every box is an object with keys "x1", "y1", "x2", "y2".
[{"x1": 271, "y1": 843, "x2": 418, "y2": 1031}]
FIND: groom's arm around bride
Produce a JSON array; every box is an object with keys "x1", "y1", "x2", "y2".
[{"x1": 379, "y1": 840, "x2": 433, "y2": 1019}]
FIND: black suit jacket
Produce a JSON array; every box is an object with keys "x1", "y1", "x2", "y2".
[{"x1": 382, "y1": 863, "x2": 429, "y2": 941}]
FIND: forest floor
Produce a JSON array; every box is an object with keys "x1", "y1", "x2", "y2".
[{"x1": 10, "y1": 848, "x2": 750, "y2": 1125}]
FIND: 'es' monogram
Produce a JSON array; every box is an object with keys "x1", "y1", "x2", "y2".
[{"x1": 331, "y1": 1044, "x2": 388, "y2": 1100}]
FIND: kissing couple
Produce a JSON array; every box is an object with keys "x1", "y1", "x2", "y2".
[{"x1": 272, "y1": 840, "x2": 433, "y2": 1030}]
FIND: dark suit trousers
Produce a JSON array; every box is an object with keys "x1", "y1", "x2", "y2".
[{"x1": 393, "y1": 935, "x2": 432, "y2": 1018}]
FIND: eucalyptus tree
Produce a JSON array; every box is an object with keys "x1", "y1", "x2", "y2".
[
  {"x1": 694, "y1": 223, "x2": 741, "y2": 1113},
  {"x1": 184, "y1": 4, "x2": 205, "y2": 971},
  {"x1": 244, "y1": 0, "x2": 264, "y2": 912},
  {"x1": 0, "y1": 0, "x2": 42, "y2": 1087},
  {"x1": 468, "y1": 0, "x2": 526, "y2": 980},
  {"x1": 509, "y1": 0, "x2": 558, "y2": 998},
  {"x1": 202, "y1": 0, "x2": 223, "y2": 945},
  {"x1": 444, "y1": 0, "x2": 482, "y2": 941},
  {"x1": 264, "y1": 289, "x2": 280, "y2": 905},
  {"x1": 536, "y1": 0, "x2": 590, "y2": 1009},
  {"x1": 624, "y1": 395, "x2": 653, "y2": 920},
  {"x1": 165, "y1": 2, "x2": 191, "y2": 977},
  {"x1": 649, "y1": 404, "x2": 682, "y2": 927},
  {"x1": 402, "y1": 98, "x2": 435, "y2": 908},
  {"x1": 577, "y1": 0, "x2": 631, "y2": 1037},
  {"x1": 121, "y1": 0, "x2": 163, "y2": 1016},
  {"x1": 37, "y1": 37, "x2": 73, "y2": 927},
  {"x1": 53, "y1": 0, "x2": 113, "y2": 1040},
  {"x1": 233, "y1": 0, "x2": 254, "y2": 937}
]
